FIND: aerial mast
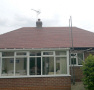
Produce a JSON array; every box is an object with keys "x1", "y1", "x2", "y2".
[
  {"x1": 69, "y1": 16, "x2": 75, "y2": 85},
  {"x1": 31, "y1": 9, "x2": 41, "y2": 20}
]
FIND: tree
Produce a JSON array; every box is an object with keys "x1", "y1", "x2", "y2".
[{"x1": 81, "y1": 54, "x2": 94, "y2": 90}]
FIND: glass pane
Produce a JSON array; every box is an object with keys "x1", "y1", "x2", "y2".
[
  {"x1": 2, "y1": 58, "x2": 14, "y2": 76},
  {"x1": 30, "y1": 57, "x2": 35, "y2": 75},
  {"x1": 42, "y1": 57, "x2": 54, "y2": 75},
  {"x1": 71, "y1": 58, "x2": 76, "y2": 64},
  {"x1": 78, "y1": 53, "x2": 83, "y2": 65},
  {"x1": 71, "y1": 53, "x2": 76, "y2": 56},
  {"x1": 56, "y1": 57, "x2": 67, "y2": 74},
  {"x1": 29, "y1": 57, "x2": 41, "y2": 75},
  {"x1": 43, "y1": 52, "x2": 53, "y2": 55},
  {"x1": 16, "y1": 52, "x2": 27, "y2": 55},
  {"x1": 56, "y1": 51, "x2": 66, "y2": 55},
  {"x1": 2, "y1": 52, "x2": 14, "y2": 57},
  {"x1": 30, "y1": 51, "x2": 41, "y2": 56},
  {"x1": 15, "y1": 58, "x2": 27, "y2": 76}
]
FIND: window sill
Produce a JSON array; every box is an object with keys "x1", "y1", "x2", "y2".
[
  {"x1": 69, "y1": 65, "x2": 83, "y2": 67},
  {"x1": 0, "y1": 74, "x2": 71, "y2": 78}
]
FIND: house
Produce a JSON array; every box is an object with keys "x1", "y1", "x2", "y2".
[{"x1": 0, "y1": 19, "x2": 94, "y2": 90}]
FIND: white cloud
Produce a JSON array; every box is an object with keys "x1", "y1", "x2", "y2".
[{"x1": 0, "y1": 0, "x2": 94, "y2": 34}]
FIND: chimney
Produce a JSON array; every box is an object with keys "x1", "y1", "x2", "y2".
[{"x1": 36, "y1": 19, "x2": 42, "y2": 28}]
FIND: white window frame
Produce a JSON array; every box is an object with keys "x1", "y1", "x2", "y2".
[
  {"x1": 0, "y1": 50, "x2": 70, "y2": 78},
  {"x1": 70, "y1": 53, "x2": 84, "y2": 66},
  {"x1": 55, "y1": 51, "x2": 69, "y2": 75},
  {"x1": 77, "y1": 53, "x2": 84, "y2": 66}
]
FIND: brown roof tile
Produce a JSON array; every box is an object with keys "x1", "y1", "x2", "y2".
[{"x1": 0, "y1": 27, "x2": 94, "y2": 49}]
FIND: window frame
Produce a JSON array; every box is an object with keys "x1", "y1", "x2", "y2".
[
  {"x1": 70, "y1": 53, "x2": 84, "y2": 66},
  {"x1": 16, "y1": 51, "x2": 27, "y2": 57},
  {"x1": 0, "y1": 50, "x2": 70, "y2": 78},
  {"x1": 42, "y1": 51, "x2": 55, "y2": 56}
]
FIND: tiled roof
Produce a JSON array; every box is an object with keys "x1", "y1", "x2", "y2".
[{"x1": 0, "y1": 27, "x2": 94, "y2": 49}]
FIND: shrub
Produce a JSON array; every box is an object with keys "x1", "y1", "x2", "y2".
[{"x1": 81, "y1": 54, "x2": 94, "y2": 90}]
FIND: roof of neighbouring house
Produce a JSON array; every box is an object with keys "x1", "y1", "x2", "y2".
[{"x1": 0, "y1": 27, "x2": 94, "y2": 49}]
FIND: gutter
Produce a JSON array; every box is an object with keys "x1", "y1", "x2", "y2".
[{"x1": 0, "y1": 48, "x2": 70, "y2": 51}]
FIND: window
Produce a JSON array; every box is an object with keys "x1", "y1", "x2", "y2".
[
  {"x1": 78, "y1": 53, "x2": 84, "y2": 65},
  {"x1": 42, "y1": 57, "x2": 54, "y2": 75},
  {"x1": 16, "y1": 52, "x2": 27, "y2": 56},
  {"x1": 2, "y1": 52, "x2": 14, "y2": 57},
  {"x1": 56, "y1": 57, "x2": 67, "y2": 74},
  {"x1": 55, "y1": 51, "x2": 67, "y2": 74},
  {"x1": 43, "y1": 52, "x2": 53, "y2": 55},
  {"x1": 0, "y1": 50, "x2": 69, "y2": 77},
  {"x1": 2, "y1": 58, "x2": 14, "y2": 76},
  {"x1": 42, "y1": 51, "x2": 54, "y2": 56},
  {"x1": 30, "y1": 51, "x2": 41, "y2": 56},
  {"x1": 71, "y1": 58, "x2": 76, "y2": 64},
  {"x1": 15, "y1": 58, "x2": 27, "y2": 76},
  {"x1": 29, "y1": 57, "x2": 41, "y2": 75},
  {"x1": 56, "y1": 51, "x2": 66, "y2": 55},
  {"x1": 70, "y1": 53, "x2": 84, "y2": 65}
]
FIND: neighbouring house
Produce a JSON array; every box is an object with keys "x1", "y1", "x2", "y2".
[{"x1": 0, "y1": 19, "x2": 94, "y2": 90}]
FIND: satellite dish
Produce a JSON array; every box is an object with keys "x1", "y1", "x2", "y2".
[{"x1": 31, "y1": 9, "x2": 41, "y2": 20}]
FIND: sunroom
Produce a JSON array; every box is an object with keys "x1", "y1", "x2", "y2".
[{"x1": 0, "y1": 49, "x2": 70, "y2": 78}]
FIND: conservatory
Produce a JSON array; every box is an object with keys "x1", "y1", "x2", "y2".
[{"x1": 0, "y1": 49, "x2": 70, "y2": 78}]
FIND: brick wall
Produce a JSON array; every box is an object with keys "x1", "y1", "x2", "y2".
[
  {"x1": 0, "y1": 76, "x2": 71, "y2": 90},
  {"x1": 70, "y1": 52, "x2": 94, "y2": 82},
  {"x1": 70, "y1": 66, "x2": 83, "y2": 82},
  {"x1": 84, "y1": 52, "x2": 94, "y2": 59}
]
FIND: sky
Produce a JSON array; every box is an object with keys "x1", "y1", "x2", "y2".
[{"x1": 0, "y1": 0, "x2": 94, "y2": 34}]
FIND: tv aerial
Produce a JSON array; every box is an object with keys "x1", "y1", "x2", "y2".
[{"x1": 31, "y1": 9, "x2": 41, "y2": 20}]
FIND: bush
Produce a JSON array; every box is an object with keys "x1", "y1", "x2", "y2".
[{"x1": 81, "y1": 54, "x2": 94, "y2": 90}]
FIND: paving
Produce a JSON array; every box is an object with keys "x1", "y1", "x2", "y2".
[{"x1": 71, "y1": 82, "x2": 86, "y2": 90}]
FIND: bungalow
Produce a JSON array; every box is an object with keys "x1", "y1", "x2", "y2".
[{"x1": 0, "y1": 19, "x2": 94, "y2": 90}]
